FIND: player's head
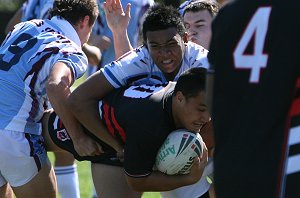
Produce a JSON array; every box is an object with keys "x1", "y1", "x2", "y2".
[
  {"x1": 172, "y1": 67, "x2": 210, "y2": 133},
  {"x1": 183, "y1": 0, "x2": 219, "y2": 49},
  {"x1": 50, "y1": 0, "x2": 99, "y2": 45},
  {"x1": 142, "y1": 4, "x2": 188, "y2": 79}
]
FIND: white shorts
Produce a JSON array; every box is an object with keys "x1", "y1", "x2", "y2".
[{"x1": 0, "y1": 129, "x2": 48, "y2": 187}]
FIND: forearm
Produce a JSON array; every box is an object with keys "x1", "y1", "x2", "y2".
[
  {"x1": 112, "y1": 29, "x2": 133, "y2": 59},
  {"x1": 68, "y1": 72, "x2": 123, "y2": 152},
  {"x1": 46, "y1": 76, "x2": 83, "y2": 140}
]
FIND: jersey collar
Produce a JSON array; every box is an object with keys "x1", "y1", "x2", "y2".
[{"x1": 50, "y1": 16, "x2": 81, "y2": 47}]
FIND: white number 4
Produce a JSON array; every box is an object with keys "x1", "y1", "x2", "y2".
[{"x1": 233, "y1": 7, "x2": 272, "y2": 83}]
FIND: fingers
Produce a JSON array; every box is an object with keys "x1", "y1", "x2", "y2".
[
  {"x1": 96, "y1": 142, "x2": 104, "y2": 154},
  {"x1": 116, "y1": 149, "x2": 124, "y2": 162},
  {"x1": 125, "y1": 3, "x2": 131, "y2": 19},
  {"x1": 200, "y1": 142, "x2": 208, "y2": 166},
  {"x1": 104, "y1": 0, "x2": 124, "y2": 13},
  {"x1": 116, "y1": 0, "x2": 123, "y2": 10}
]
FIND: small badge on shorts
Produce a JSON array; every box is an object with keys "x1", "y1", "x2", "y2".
[{"x1": 56, "y1": 129, "x2": 70, "y2": 141}]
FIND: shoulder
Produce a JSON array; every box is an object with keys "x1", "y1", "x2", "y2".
[
  {"x1": 184, "y1": 42, "x2": 209, "y2": 69},
  {"x1": 186, "y1": 42, "x2": 208, "y2": 57}
]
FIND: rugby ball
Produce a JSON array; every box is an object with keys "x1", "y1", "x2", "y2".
[{"x1": 155, "y1": 129, "x2": 204, "y2": 175}]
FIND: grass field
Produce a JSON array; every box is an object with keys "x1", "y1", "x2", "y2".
[{"x1": 48, "y1": 153, "x2": 161, "y2": 198}]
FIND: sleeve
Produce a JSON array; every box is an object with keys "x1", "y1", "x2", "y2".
[
  {"x1": 188, "y1": 42, "x2": 210, "y2": 69},
  {"x1": 43, "y1": 41, "x2": 88, "y2": 80},
  {"x1": 100, "y1": 47, "x2": 151, "y2": 88},
  {"x1": 56, "y1": 45, "x2": 88, "y2": 79}
]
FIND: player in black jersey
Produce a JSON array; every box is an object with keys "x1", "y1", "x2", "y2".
[
  {"x1": 207, "y1": 0, "x2": 300, "y2": 197},
  {"x1": 43, "y1": 67, "x2": 211, "y2": 197}
]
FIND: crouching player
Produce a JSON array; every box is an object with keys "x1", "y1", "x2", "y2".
[{"x1": 43, "y1": 68, "x2": 210, "y2": 198}]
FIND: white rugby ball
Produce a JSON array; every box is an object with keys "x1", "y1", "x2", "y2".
[{"x1": 155, "y1": 129, "x2": 204, "y2": 175}]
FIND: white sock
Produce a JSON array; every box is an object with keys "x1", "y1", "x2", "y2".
[{"x1": 55, "y1": 164, "x2": 80, "y2": 198}]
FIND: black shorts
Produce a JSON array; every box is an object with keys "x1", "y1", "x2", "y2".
[{"x1": 48, "y1": 111, "x2": 123, "y2": 166}]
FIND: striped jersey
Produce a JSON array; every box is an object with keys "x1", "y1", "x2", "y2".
[
  {"x1": 21, "y1": 0, "x2": 54, "y2": 21},
  {"x1": 101, "y1": 41, "x2": 209, "y2": 87},
  {"x1": 0, "y1": 16, "x2": 87, "y2": 135}
]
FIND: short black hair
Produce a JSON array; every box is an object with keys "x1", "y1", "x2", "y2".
[
  {"x1": 142, "y1": 4, "x2": 186, "y2": 44},
  {"x1": 50, "y1": 0, "x2": 99, "y2": 26},
  {"x1": 174, "y1": 67, "x2": 207, "y2": 99},
  {"x1": 183, "y1": 0, "x2": 219, "y2": 17}
]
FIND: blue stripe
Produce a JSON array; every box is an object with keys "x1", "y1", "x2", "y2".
[{"x1": 104, "y1": 67, "x2": 123, "y2": 87}]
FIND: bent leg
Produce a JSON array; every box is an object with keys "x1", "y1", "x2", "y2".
[{"x1": 92, "y1": 163, "x2": 142, "y2": 198}]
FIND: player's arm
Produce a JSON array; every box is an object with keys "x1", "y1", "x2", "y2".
[
  {"x1": 104, "y1": 0, "x2": 133, "y2": 59},
  {"x1": 46, "y1": 62, "x2": 103, "y2": 156},
  {"x1": 67, "y1": 70, "x2": 124, "y2": 154},
  {"x1": 126, "y1": 149, "x2": 208, "y2": 192},
  {"x1": 82, "y1": 43, "x2": 102, "y2": 66}
]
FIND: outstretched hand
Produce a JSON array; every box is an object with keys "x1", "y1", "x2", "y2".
[{"x1": 103, "y1": 0, "x2": 131, "y2": 33}]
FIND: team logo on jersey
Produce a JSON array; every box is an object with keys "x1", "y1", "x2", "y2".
[{"x1": 56, "y1": 129, "x2": 70, "y2": 141}]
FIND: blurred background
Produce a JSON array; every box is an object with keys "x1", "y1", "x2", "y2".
[
  {"x1": 0, "y1": 0, "x2": 24, "y2": 42},
  {"x1": 0, "y1": 0, "x2": 183, "y2": 43}
]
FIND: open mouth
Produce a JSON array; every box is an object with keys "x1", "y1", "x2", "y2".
[{"x1": 162, "y1": 59, "x2": 173, "y2": 64}]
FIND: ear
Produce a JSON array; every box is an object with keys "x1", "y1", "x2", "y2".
[
  {"x1": 80, "y1": 15, "x2": 90, "y2": 29},
  {"x1": 175, "y1": 91, "x2": 184, "y2": 103},
  {"x1": 183, "y1": 32, "x2": 188, "y2": 43}
]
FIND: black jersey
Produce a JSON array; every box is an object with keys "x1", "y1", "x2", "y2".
[
  {"x1": 48, "y1": 83, "x2": 177, "y2": 177},
  {"x1": 208, "y1": 0, "x2": 300, "y2": 197}
]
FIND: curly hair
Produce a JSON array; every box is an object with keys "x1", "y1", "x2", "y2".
[
  {"x1": 50, "y1": 0, "x2": 99, "y2": 26},
  {"x1": 142, "y1": 4, "x2": 186, "y2": 44}
]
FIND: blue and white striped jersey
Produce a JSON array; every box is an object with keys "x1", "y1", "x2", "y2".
[
  {"x1": 101, "y1": 41, "x2": 209, "y2": 87},
  {"x1": 0, "y1": 16, "x2": 87, "y2": 135},
  {"x1": 21, "y1": 0, "x2": 54, "y2": 21}
]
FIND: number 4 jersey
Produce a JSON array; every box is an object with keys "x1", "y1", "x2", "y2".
[
  {"x1": 0, "y1": 16, "x2": 87, "y2": 135},
  {"x1": 208, "y1": 0, "x2": 300, "y2": 197}
]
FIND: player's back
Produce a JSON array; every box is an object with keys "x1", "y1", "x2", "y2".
[
  {"x1": 208, "y1": 0, "x2": 300, "y2": 197},
  {"x1": 0, "y1": 19, "x2": 85, "y2": 134}
]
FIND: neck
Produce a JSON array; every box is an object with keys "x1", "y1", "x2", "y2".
[{"x1": 164, "y1": 66, "x2": 181, "y2": 81}]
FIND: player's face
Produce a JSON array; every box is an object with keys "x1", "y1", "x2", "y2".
[
  {"x1": 184, "y1": 10, "x2": 213, "y2": 49},
  {"x1": 146, "y1": 27, "x2": 186, "y2": 78},
  {"x1": 174, "y1": 91, "x2": 210, "y2": 133}
]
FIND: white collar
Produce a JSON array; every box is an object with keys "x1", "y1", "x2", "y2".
[{"x1": 50, "y1": 16, "x2": 81, "y2": 47}]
